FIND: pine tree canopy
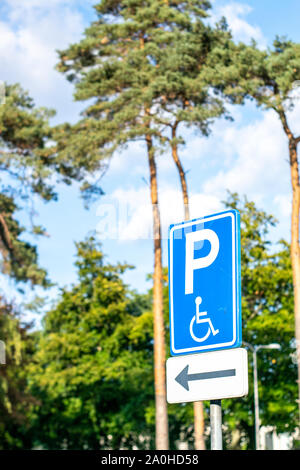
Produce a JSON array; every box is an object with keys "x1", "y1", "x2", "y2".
[
  {"x1": 205, "y1": 36, "x2": 300, "y2": 114},
  {"x1": 0, "y1": 84, "x2": 60, "y2": 286},
  {"x1": 0, "y1": 84, "x2": 56, "y2": 201},
  {"x1": 53, "y1": 0, "x2": 237, "y2": 183}
]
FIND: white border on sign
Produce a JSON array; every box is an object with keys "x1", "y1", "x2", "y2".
[
  {"x1": 169, "y1": 211, "x2": 236, "y2": 354},
  {"x1": 166, "y1": 348, "x2": 248, "y2": 403}
]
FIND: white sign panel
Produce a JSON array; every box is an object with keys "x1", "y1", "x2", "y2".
[{"x1": 166, "y1": 348, "x2": 248, "y2": 404}]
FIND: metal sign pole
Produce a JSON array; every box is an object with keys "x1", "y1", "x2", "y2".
[
  {"x1": 167, "y1": 210, "x2": 246, "y2": 451},
  {"x1": 210, "y1": 400, "x2": 222, "y2": 450}
]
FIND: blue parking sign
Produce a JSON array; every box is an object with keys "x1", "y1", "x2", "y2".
[{"x1": 168, "y1": 209, "x2": 242, "y2": 356}]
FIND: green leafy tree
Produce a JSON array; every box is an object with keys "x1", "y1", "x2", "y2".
[
  {"x1": 28, "y1": 237, "x2": 156, "y2": 449},
  {"x1": 0, "y1": 83, "x2": 62, "y2": 449},
  {"x1": 28, "y1": 239, "x2": 204, "y2": 450},
  {"x1": 0, "y1": 298, "x2": 37, "y2": 449}
]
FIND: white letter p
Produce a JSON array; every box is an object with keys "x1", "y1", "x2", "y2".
[{"x1": 185, "y1": 229, "x2": 219, "y2": 295}]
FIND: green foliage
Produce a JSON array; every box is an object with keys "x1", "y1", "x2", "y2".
[
  {"x1": 52, "y1": 3, "x2": 235, "y2": 449},
  {"x1": 0, "y1": 83, "x2": 56, "y2": 201},
  {"x1": 206, "y1": 36, "x2": 300, "y2": 446},
  {"x1": 0, "y1": 83, "x2": 65, "y2": 449},
  {"x1": 0, "y1": 83, "x2": 58, "y2": 287},
  {"x1": 222, "y1": 193, "x2": 297, "y2": 448},
  {"x1": 0, "y1": 299, "x2": 37, "y2": 449},
  {"x1": 25, "y1": 195, "x2": 296, "y2": 450},
  {"x1": 0, "y1": 193, "x2": 49, "y2": 286},
  {"x1": 28, "y1": 236, "x2": 155, "y2": 449},
  {"x1": 147, "y1": 18, "x2": 233, "y2": 145},
  {"x1": 162, "y1": 194, "x2": 297, "y2": 449},
  {"x1": 53, "y1": 1, "x2": 233, "y2": 194},
  {"x1": 206, "y1": 36, "x2": 300, "y2": 114},
  {"x1": 0, "y1": 5, "x2": 296, "y2": 448}
]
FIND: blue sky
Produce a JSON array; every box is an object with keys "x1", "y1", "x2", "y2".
[{"x1": 0, "y1": 1, "x2": 300, "y2": 322}]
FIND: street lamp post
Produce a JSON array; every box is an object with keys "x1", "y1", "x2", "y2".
[{"x1": 243, "y1": 342, "x2": 281, "y2": 450}]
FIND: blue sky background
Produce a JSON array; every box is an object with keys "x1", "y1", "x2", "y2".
[{"x1": 0, "y1": 0, "x2": 300, "y2": 323}]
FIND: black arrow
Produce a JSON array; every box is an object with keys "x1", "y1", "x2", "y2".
[{"x1": 175, "y1": 365, "x2": 236, "y2": 391}]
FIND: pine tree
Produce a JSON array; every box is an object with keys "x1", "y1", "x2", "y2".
[
  {"x1": 0, "y1": 83, "x2": 57, "y2": 286},
  {"x1": 54, "y1": 0, "x2": 215, "y2": 449},
  {"x1": 208, "y1": 37, "x2": 300, "y2": 431},
  {"x1": 149, "y1": 19, "x2": 231, "y2": 220},
  {"x1": 153, "y1": 21, "x2": 234, "y2": 449},
  {"x1": 0, "y1": 83, "x2": 64, "y2": 447}
]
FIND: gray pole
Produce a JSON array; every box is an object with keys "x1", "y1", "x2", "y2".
[
  {"x1": 243, "y1": 341, "x2": 280, "y2": 450},
  {"x1": 253, "y1": 348, "x2": 260, "y2": 450},
  {"x1": 210, "y1": 400, "x2": 222, "y2": 450},
  {"x1": 0, "y1": 341, "x2": 5, "y2": 364}
]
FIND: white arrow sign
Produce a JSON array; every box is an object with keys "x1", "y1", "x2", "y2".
[{"x1": 166, "y1": 348, "x2": 248, "y2": 404}]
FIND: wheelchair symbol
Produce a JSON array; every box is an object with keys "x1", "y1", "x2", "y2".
[{"x1": 189, "y1": 296, "x2": 219, "y2": 343}]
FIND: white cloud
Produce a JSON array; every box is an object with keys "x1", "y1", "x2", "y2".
[
  {"x1": 99, "y1": 101, "x2": 296, "y2": 244},
  {"x1": 203, "y1": 110, "x2": 289, "y2": 199},
  {"x1": 95, "y1": 186, "x2": 222, "y2": 242},
  {"x1": 210, "y1": 2, "x2": 267, "y2": 49},
  {"x1": 189, "y1": 193, "x2": 222, "y2": 219},
  {"x1": 3, "y1": 0, "x2": 95, "y2": 20},
  {"x1": 274, "y1": 194, "x2": 291, "y2": 219},
  {"x1": 0, "y1": 1, "x2": 95, "y2": 122},
  {"x1": 193, "y1": 104, "x2": 296, "y2": 245},
  {"x1": 108, "y1": 141, "x2": 148, "y2": 177},
  {"x1": 0, "y1": 0, "x2": 269, "y2": 124},
  {"x1": 286, "y1": 85, "x2": 300, "y2": 137},
  {"x1": 96, "y1": 187, "x2": 180, "y2": 241}
]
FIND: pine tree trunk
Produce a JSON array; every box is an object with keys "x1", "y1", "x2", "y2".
[
  {"x1": 288, "y1": 138, "x2": 300, "y2": 426},
  {"x1": 171, "y1": 137, "x2": 206, "y2": 450},
  {"x1": 146, "y1": 133, "x2": 169, "y2": 450},
  {"x1": 171, "y1": 142, "x2": 190, "y2": 221},
  {"x1": 278, "y1": 109, "x2": 300, "y2": 427},
  {"x1": 193, "y1": 401, "x2": 206, "y2": 450}
]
